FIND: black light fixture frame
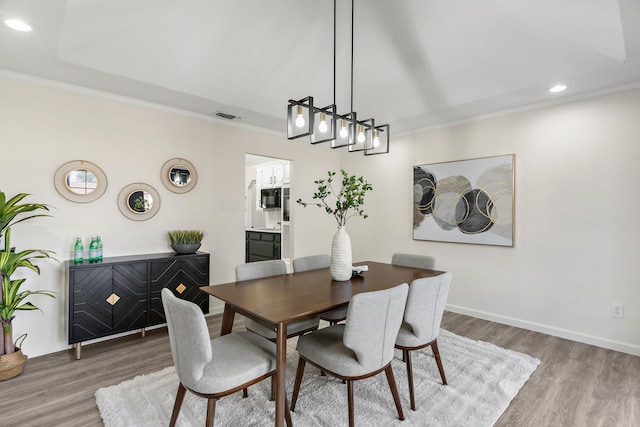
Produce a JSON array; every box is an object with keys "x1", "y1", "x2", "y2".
[
  {"x1": 286, "y1": 0, "x2": 389, "y2": 154},
  {"x1": 310, "y1": 103, "x2": 337, "y2": 144},
  {"x1": 365, "y1": 123, "x2": 390, "y2": 155},
  {"x1": 348, "y1": 117, "x2": 375, "y2": 152},
  {"x1": 331, "y1": 111, "x2": 357, "y2": 148},
  {"x1": 287, "y1": 96, "x2": 314, "y2": 140}
]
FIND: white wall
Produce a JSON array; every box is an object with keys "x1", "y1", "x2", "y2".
[
  {"x1": 342, "y1": 89, "x2": 640, "y2": 356},
  {"x1": 3, "y1": 75, "x2": 638, "y2": 358},
  {"x1": 0, "y1": 76, "x2": 339, "y2": 357}
]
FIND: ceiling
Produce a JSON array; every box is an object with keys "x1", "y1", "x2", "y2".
[{"x1": 2, "y1": 0, "x2": 640, "y2": 136}]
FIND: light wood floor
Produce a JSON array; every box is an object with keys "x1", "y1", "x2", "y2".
[{"x1": 1, "y1": 312, "x2": 638, "y2": 427}]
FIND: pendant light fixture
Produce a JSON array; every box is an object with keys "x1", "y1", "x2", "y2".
[{"x1": 287, "y1": 0, "x2": 389, "y2": 155}]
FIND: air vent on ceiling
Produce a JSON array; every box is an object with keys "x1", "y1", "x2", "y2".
[{"x1": 214, "y1": 111, "x2": 239, "y2": 120}]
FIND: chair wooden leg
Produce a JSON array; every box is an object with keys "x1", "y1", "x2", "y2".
[
  {"x1": 347, "y1": 380, "x2": 355, "y2": 427},
  {"x1": 270, "y1": 376, "x2": 275, "y2": 401},
  {"x1": 385, "y1": 365, "x2": 405, "y2": 421},
  {"x1": 404, "y1": 349, "x2": 416, "y2": 411},
  {"x1": 285, "y1": 394, "x2": 293, "y2": 427},
  {"x1": 431, "y1": 339, "x2": 447, "y2": 385},
  {"x1": 291, "y1": 358, "x2": 306, "y2": 411},
  {"x1": 243, "y1": 387, "x2": 249, "y2": 398},
  {"x1": 205, "y1": 398, "x2": 216, "y2": 427},
  {"x1": 169, "y1": 383, "x2": 187, "y2": 427}
]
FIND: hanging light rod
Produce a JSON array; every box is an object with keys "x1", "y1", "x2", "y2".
[{"x1": 286, "y1": 0, "x2": 390, "y2": 155}]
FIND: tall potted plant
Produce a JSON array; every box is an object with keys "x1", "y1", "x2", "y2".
[
  {"x1": 0, "y1": 192, "x2": 55, "y2": 380},
  {"x1": 297, "y1": 170, "x2": 372, "y2": 281},
  {"x1": 0, "y1": 192, "x2": 51, "y2": 238}
]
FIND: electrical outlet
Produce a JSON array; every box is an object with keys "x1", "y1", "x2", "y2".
[{"x1": 611, "y1": 303, "x2": 624, "y2": 319}]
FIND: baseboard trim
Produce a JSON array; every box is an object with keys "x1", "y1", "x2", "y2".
[
  {"x1": 208, "y1": 300, "x2": 640, "y2": 356},
  {"x1": 446, "y1": 304, "x2": 640, "y2": 357}
]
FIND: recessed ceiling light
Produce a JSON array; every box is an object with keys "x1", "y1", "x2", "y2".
[
  {"x1": 4, "y1": 18, "x2": 36, "y2": 32},
  {"x1": 549, "y1": 84, "x2": 567, "y2": 93}
]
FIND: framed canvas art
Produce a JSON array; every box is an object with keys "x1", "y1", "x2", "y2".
[{"x1": 413, "y1": 154, "x2": 514, "y2": 246}]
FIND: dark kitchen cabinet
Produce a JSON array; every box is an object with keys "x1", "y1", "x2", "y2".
[
  {"x1": 246, "y1": 231, "x2": 281, "y2": 262},
  {"x1": 67, "y1": 252, "x2": 209, "y2": 359}
]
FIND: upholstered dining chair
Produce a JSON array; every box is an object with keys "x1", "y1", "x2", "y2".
[
  {"x1": 236, "y1": 260, "x2": 320, "y2": 340},
  {"x1": 292, "y1": 254, "x2": 347, "y2": 325},
  {"x1": 395, "y1": 272, "x2": 452, "y2": 410},
  {"x1": 391, "y1": 252, "x2": 436, "y2": 270},
  {"x1": 161, "y1": 288, "x2": 292, "y2": 427},
  {"x1": 291, "y1": 283, "x2": 409, "y2": 427}
]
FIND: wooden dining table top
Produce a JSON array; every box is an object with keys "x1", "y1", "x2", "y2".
[{"x1": 200, "y1": 261, "x2": 446, "y2": 326}]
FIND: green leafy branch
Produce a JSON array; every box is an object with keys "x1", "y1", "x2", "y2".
[{"x1": 296, "y1": 170, "x2": 373, "y2": 227}]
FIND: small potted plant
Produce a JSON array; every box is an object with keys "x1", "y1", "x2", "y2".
[
  {"x1": 0, "y1": 191, "x2": 56, "y2": 380},
  {"x1": 168, "y1": 230, "x2": 204, "y2": 255},
  {"x1": 296, "y1": 170, "x2": 372, "y2": 281}
]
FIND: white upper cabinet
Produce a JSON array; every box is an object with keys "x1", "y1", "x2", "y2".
[
  {"x1": 258, "y1": 161, "x2": 288, "y2": 189},
  {"x1": 273, "y1": 162, "x2": 284, "y2": 187},
  {"x1": 258, "y1": 165, "x2": 274, "y2": 188},
  {"x1": 283, "y1": 161, "x2": 290, "y2": 185}
]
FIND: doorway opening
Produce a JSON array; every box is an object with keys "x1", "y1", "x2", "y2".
[{"x1": 244, "y1": 154, "x2": 292, "y2": 271}]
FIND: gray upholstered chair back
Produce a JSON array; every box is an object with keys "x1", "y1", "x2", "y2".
[
  {"x1": 391, "y1": 252, "x2": 436, "y2": 270},
  {"x1": 292, "y1": 254, "x2": 330, "y2": 272},
  {"x1": 343, "y1": 283, "x2": 409, "y2": 372},
  {"x1": 161, "y1": 288, "x2": 212, "y2": 390},
  {"x1": 404, "y1": 272, "x2": 452, "y2": 343},
  {"x1": 235, "y1": 259, "x2": 287, "y2": 281}
]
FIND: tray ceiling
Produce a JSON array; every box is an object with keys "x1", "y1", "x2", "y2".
[{"x1": 1, "y1": 0, "x2": 639, "y2": 135}]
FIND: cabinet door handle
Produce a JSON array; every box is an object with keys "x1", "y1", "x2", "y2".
[
  {"x1": 176, "y1": 283, "x2": 187, "y2": 294},
  {"x1": 106, "y1": 293, "x2": 120, "y2": 305}
]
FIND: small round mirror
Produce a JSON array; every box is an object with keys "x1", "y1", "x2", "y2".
[
  {"x1": 66, "y1": 169, "x2": 98, "y2": 195},
  {"x1": 54, "y1": 160, "x2": 107, "y2": 203},
  {"x1": 161, "y1": 158, "x2": 197, "y2": 193},
  {"x1": 118, "y1": 183, "x2": 160, "y2": 221},
  {"x1": 127, "y1": 190, "x2": 154, "y2": 213},
  {"x1": 169, "y1": 165, "x2": 191, "y2": 187}
]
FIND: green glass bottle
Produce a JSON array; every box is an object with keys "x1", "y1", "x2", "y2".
[
  {"x1": 96, "y1": 236, "x2": 103, "y2": 261},
  {"x1": 73, "y1": 237, "x2": 84, "y2": 264},
  {"x1": 89, "y1": 236, "x2": 98, "y2": 263}
]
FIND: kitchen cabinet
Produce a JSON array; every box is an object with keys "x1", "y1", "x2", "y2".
[
  {"x1": 67, "y1": 252, "x2": 209, "y2": 359},
  {"x1": 283, "y1": 162, "x2": 290, "y2": 184},
  {"x1": 258, "y1": 162, "x2": 285, "y2": 189},
  {"x1": 246, "y1": 231, "x2": 281, "y2": 262},
  {"x1": 274, "y1": 162, "x2": 285, "y2": 185}
]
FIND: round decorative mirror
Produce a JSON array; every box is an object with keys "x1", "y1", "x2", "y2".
[
  {"x1": 118, "y1": 183, "x2": 161, "y2": 221},
  {"x1": 54, "y1": 160, "x2": 108, "y2": 203},
  {"x1": 161, "y1": 158, "x2": 197, "y2": 193}
]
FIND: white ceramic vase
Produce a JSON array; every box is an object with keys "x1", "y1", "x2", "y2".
[{"x1": 330, "y1": 226, "x2": 352, "y2": 281}]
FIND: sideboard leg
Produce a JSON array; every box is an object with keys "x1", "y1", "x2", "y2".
[
  {"x1": 74, "y1": 343, "x2": 82, "y2": 360},
  {"x1": 141, "y1": 327, "x2": 146, "y2": 338}
]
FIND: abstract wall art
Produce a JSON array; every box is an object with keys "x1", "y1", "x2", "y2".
[{"x1": 413, "y1": 154, "x2": 514, "y2": 246}]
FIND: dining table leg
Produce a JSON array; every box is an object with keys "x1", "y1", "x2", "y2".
[
  {"x1": 220, "y1": 303, "x2": 235, "y2": 336},
  {"x1": 275, "y1": 321, "x2": 288, "y2": 427}
]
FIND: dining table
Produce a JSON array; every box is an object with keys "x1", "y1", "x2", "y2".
[{"x1": 200, "y1": 261, "x2": 445, "y2": 427}]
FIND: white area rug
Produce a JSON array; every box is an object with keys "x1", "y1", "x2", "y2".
[{"x1": 95, "y1": 329, "x2": 539, "y2": 426}]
